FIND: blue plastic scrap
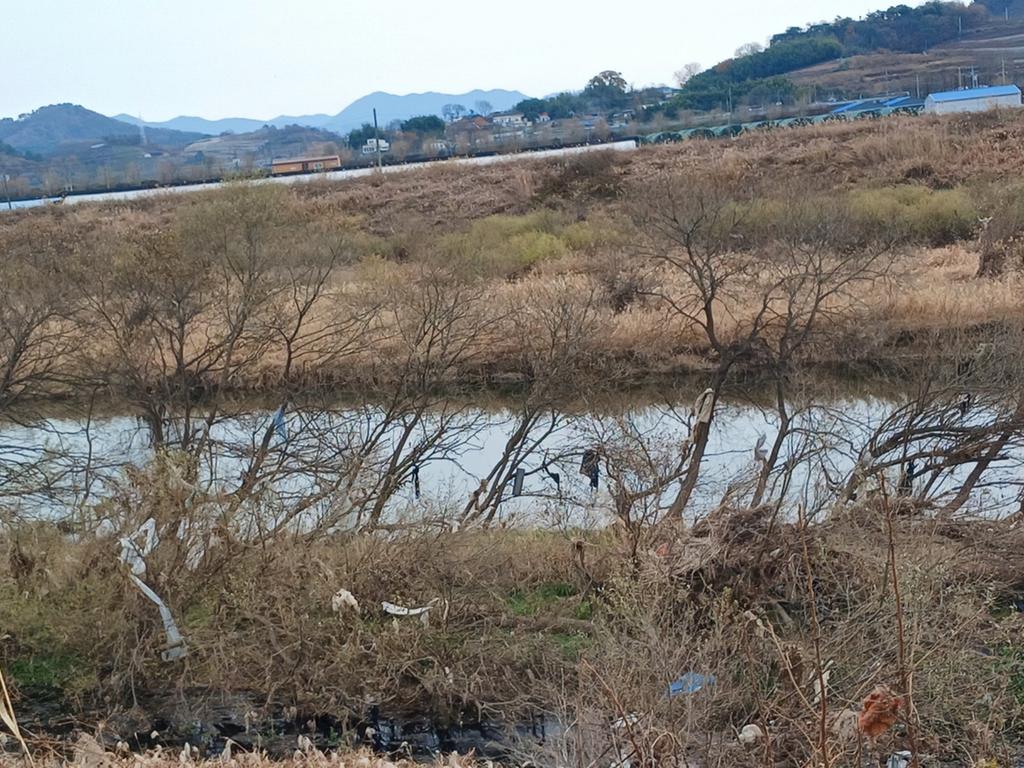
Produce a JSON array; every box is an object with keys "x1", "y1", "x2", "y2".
[
  {"x1": 668, "y1": 672, "x2": 716, "y2": 697},
  {"x1": 272, "y1": 404, "x2": 288, "y2": 442}
]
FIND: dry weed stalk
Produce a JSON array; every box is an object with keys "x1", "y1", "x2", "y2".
[{"x1": 0, "y1": 664, "x2": 32, "y2": 764}]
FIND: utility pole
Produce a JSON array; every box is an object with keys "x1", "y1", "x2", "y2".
[
  {"x1": 958, "y1": 67, "x2": 963, "y2": 89},
  {"x1": 916, "y1": 74, "x2": 921, "y2": 99},
  {"x1": 372, "y1": 107, "x2": 383, "y2": 172},
  {"x1": 2, "y1": 173, "x2": 11, "y2": 211}
]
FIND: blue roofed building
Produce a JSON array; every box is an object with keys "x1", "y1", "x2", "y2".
[
  {"x1": 924, "y1": 85, "x2": 1022, "y2": 115},
  {"x1": 829, "y1": 93, "x2": 923, "y2": 117}
]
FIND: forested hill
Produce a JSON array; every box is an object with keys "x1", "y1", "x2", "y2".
[
  {"x1": 0, "y1": 104, "x2": 205, "y2": 156},
  {"x1": 675, "y1": 1, "x2": 1000, "y2": 110}
]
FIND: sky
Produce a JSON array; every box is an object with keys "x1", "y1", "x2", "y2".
[{"x1": 2, "y1": 0, "x2": 933, "y2": 122}]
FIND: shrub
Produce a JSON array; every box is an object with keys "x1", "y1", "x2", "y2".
[
  {"x1": 977, "y1": 184, "x2": 1024, "y2": 276},
  {"x1": 434, "y1": 212, "x2": 572, "y2": 279},
  {"x1": 535, "y1": 150, "x2": 625, "y2": 201},
  {"x1": 562, "y1": 216, "x2": 629, "y2": 252},
  {"x1": 849, "y1": 185, "x2": 978, "y2": 246}
]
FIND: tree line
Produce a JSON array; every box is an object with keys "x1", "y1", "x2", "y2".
[{"x1": 667, "y1": 1, "x2": 995, "y2": 112}]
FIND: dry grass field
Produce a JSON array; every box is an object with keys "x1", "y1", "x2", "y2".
[
  {"x1": 4, "y1": 108, "x2": 1024, "y2": 398},
  {"x1": 4, "y1": 108, "x2": 1024, "y2": 767}
]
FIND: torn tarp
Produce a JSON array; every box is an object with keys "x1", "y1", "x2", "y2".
[
  {"x1": 271, "y1": 404, "x2": 289, "y2": 442},
  {"x1": 512, "y1": 467, "x2": 526, "y2": 497},
  {"x1": 382, "y1": 599, "x2": 438, "y2": 627},
  {"x1": 668, "y1": 672, "x2": 715, "y2": 697},
  {"x1": 129, "y1": 573, "x2": 188, "y2": 661},
  {"x1": 118, "y1": 517, "x2": 158, "y2": 576},
  {"x1": 580, "y1": 449, "x2": 599, "y2": 490},
  {"x1": 118, "y1": 518, "x2": 188, "y2": 661}
]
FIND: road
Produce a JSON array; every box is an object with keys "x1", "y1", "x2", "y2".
[{"x1": 6, "y1": 140, "x2": 639, "y2": 211}]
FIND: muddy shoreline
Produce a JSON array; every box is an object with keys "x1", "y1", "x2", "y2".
[{"x1": 17, "y1": 691, "x2": 553, "y2": 763}]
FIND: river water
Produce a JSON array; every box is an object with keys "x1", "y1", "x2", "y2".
[
  {"x1": 4, "y1": 140, "x2": 639, "y2": 211},
  {"x1": 2, "y1": 386, "x2": 1019, "y2": 525}
]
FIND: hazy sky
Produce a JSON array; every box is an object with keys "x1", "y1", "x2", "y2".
[{"x1": 3, "y1": 0, "x2": 930, "y2": 121}]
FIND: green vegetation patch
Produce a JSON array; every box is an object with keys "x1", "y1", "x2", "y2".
[
  {"x1": 9, "y1": 652, "x2": 96, "y2": 698},
  {"x1": 507, "y1": 581, "x2": 577, "y2": 616},
  {"x1": 549, "y1": 632, "x2": 591, "y2": 660},
  {"x1": 849, "y1": 185, "x2": 978, "y2": 246},
  {"x1": 436, "y1": 212, "x2": 581, "y2": 278}
]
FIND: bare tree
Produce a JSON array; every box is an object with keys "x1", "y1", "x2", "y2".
[
  {"x1": 442, "y1": 104, "x2": 467, "y2": 123},
  {"x1": 0, "y1": 218, "x2": 84, "y2": 509},
  {"x1": 0, "y1": 218, "x2": 79, "y2": 414},
  {"x1": 634, "y1": 176, "x2": 892, "y2": 518},
  {"x1": 673, "y1": 62, "x2": 702, "y2": 88},
  {"x1": 462, "y1": 280, "x2": 607, "y2": 525},
  {"x1": 839, "y1": 323, "x2": 1024, "y2": 516},
  {"x1": 735, "y1": 41, "x2": 764, "y2": 58},
  {"x1": 74, "y1": 186, "x2": 284, "y2": 451}
]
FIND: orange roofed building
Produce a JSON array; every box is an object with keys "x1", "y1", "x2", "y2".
[{"x1": 270, "y1": 155, "x2": 342, "y2": 175}]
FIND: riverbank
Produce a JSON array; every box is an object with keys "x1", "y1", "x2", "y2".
[
  {"x1": 3, "y1": 111, "x2": 1024, "y2": 407},
  {"x1": 14, "y1": 743, "x2": 479, "y2": 767},
  {"x1": 5, "y1": 108, "x2": 1024, "y2": 767},
  {"x1": 3, "y1": 510, "x2": 1024, "y2": 765}
]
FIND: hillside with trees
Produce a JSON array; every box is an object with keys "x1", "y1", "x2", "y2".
[
  {"x1": 670, "y1": 1, "x2": 996, "y2": 111},
  {"x1": 0, "y1": 104, "x2": 203, "y2": 155},
  {"x1": 508, "y1": 2, "x2": 1014, "y2": 125},
  {"x1": 512, "y1": 71, "x2": 668, "y2": 122}
]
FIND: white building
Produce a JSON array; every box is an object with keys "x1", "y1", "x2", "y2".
[
  {"x1": 924, "y1": 84, "x2": 1022, "y2": 115},
  {"x1": 361, "y1": 138, "x2": 390, "y2": 154},
  {"x1": 492, "y1": 112, "x2": 528, "y2": 128}
]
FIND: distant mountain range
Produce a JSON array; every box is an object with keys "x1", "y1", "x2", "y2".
[
  {"x1": 0, "y1": 103, "x2": 205, "y2": 155},
  {"x1": 114, "y1": 89, "x2": 529, "y2": 136}
]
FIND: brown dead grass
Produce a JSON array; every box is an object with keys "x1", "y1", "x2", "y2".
[
  {"x1": 23, "y1": 741, "x2": 478, "y2": 767},
  {"x1": 4, "y1": 489, "x2": 1024, "y2": 765},
  {"x1": 6, "y1": 110, "x2": 1024, "y2": 395}
]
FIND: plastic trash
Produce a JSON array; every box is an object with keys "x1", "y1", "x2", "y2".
[
  {"x1": 382, "y1": 599, "x2": 438, "y2": 627},
  {"x1": 811, "y1": 660, "x2": 833, "y2": 706},
  {"x1": 512, "y1": 467, "x2": 525, "y2": 497},
  {"x1": 887, "y1": 751, "x2": 912, "y2": 768},
  {"x1": 118, "y1": 517, "x2": 158, "y2": 576},
  {"x1": 331, "y1": 588, "x2": 360, "y2": 615},
  {"x1": 129, "y1": 574, "x2": 188, "y2": 661},
  {"x1": 693, "y1": 388, "x2": 715, "y2": 425},
  {"x1": 668, "y1": 672, "x2": 715, "y2": 697},
  {"x1": 612, "y1": 713, "x2": 641, "y2": 730},
  {"x1": 411, "y1": 464, "x2": 421, "y2": 499},
  {"x1": 382, "y1": 600, "x2": 434, "y2": 616},
  {"x1": 738, "y1": 723, "x2": 764, "y2": 747},
  {"x1": 271, "y1": 404, "x2": 288, "y2": 442},
  {"x1": 580, "y1": 449, "x2": 599, "y2": 490},
  {"x1": 115, "y1": 518, "x2": 187, "y2": 660},
  {"x1": 753, "y1": 434, "x2": 768, "y2": 463},
  {"x1": 858, "y1": 685, "x2": 902, "y2": 737}
]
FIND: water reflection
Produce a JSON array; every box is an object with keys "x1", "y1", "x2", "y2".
[{"x1": 3, "y1": 384, "x2": 1020, "y2": 524}]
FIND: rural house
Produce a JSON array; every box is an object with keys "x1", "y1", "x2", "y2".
[{"x1": 492, "y1": 111, "x2": 528, "y2": 128}]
